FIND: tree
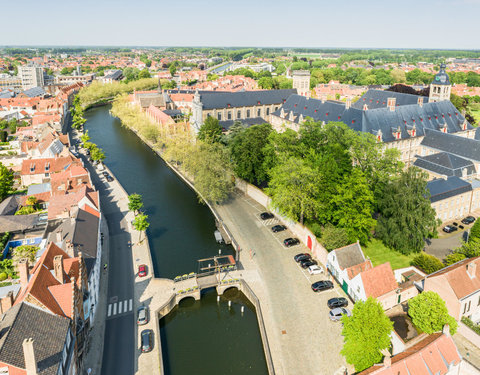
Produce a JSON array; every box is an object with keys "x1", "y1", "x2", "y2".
[
  {"x1": 229, "y1": 123, "x2": 272, "y2": 185},
  {"x1": 341, "y1": 297, "x2": 393, "y2": 372},
  {"x1": 197, "y1": 117, "x2": 222, "y2": 143},
  {"x1": 138, "y1": 68, "x2": 151, "y2": 79},
  {"x1": 444, "y1": 252, "x2": 466, "y2": 266},
  {"x1": 0, "y1": 164, "x2": 14, "y2": 201},
  {"x1": 128, "y1": 193, "x2": 143, "y2": 215},
  {"x1": 267, "y1": 157, "x2": 320, "y2": 225},
  {"x1": 321, "y1": 224, "x2": 349, "y2": 251},
  {"x1": 12, "y1": 245, "x2": 39, "y2": 264},
  {"x1": 132, "y1": 214, "x2": 150, "y2": 243},
  {"x1": 330, "y1": 168, "x2": 376, "y2": 244},
  {"x1": 80, "y1": 130, "x2": 90, "y2": 144},
  {"x1": 454, "y1": 238, "x2": 480, "y2": 258},
  {"x1": 408, "y1": 291, "x2": 458, "y2": 334},
  {"x1": 470, "y1": 220, "x2": 480, "y2": 241},
  {"x1": 411, "y1": 252, "x2": 444, "y2": 274},
  {"x1": 376, "y1": 168, "x2": 437, "y2": 254},
  {"x1": 90, "y1": 146, "x2": 106, "y2": 163},
  {"x1": 169, "y1": 65, "x2": 177, "y2": 76},
  {"x1": 25, "y1": 196, "x2": 38, "y2": 207}
]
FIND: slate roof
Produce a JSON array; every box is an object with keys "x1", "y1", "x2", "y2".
[
  {"x1": 0, "y1": 302, "x2": 70, "y2": 375},
  {"x1": 421, "y1": 128, "x2": 480, "y2": 162},
  {"x1": 0, "y1": 195, "x2": 22, "y2": 216},
  {"x1": 273, "y1": 93, "x2": 471, "y2": 143},
  {"x1": 358, "y1": 332, "x2": 461, "y2": 375},
  {"x1": 219, "y1": 117, "x2": 267, "y2": 130},
  {"x1": 198, "y1": 89, "x2": 296, "y2": 110},
  {"x1": 334, "y1": 242, "x2": 365, "y2": 270},
  {"x1": 0, "y1": 214, "x2": 43, "y2": 233},
  {"x1": 413, "y1": 152, "x2": 476, "y2": 178},
  {"x1": 432, "y1": 64, "x2": 450, "y2": 86},
  {"x1": 352, "y1": 89, "x2": 429, "y2": 110},
  {"x1": 22, "y1": 87, "x2": 46, "y2": 98},
  {"x1": 427, "y1": 176, "x2": 472, "y2": 203}
]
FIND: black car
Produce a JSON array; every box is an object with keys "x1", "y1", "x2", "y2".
[
  {"x1": 260, "y1": 212, "x2": 274, "y2": 220},
  {"x1": 284, "y1": 238, "x2": 300, "y2": 247},
  {"x1": 443, "y1": 225, "x2": 458, "y2": 233},
  {"x1": 300, "y1": 259, "x2": 318, "y2": 269},
  {"x1": 311, "y1": 280, "x2": 334, "y2": 292},
  {"x1": 102, "y1": 171, "x2": 109, "y2": 177},
  {"x1": 462, "y1": 216, "x2": 476, "y2": 225},
  {"x1": 271, "y1": 225, "x2": 287, "y2": 233},
  {"x1": 141, "y1": 330, "x2": 153, "y2": 353},
  {"x1": 453, "y1": 222, "x2": 459, "y2": 226},
  {"x1": 328, "y1": 297, "x2": 348, "y2": 309},
  {"x1": 106, "y1": 175, "x2": 114, "y2": 182},
  {"x1": 294, "y1": 253, "x2": 311, "y2": 262}
]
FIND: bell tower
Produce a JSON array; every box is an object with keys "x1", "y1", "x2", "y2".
[{"x1": 429, "y1": 63, "x2": 451, "y2": 102}]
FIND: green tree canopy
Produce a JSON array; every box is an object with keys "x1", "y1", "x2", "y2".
[
  {"x1": 321, "y1": 224, "x2": 349, "y2": 251},
  {"x1": 341, "y1": 297, "x2": 393, "y2": 372},
  {"x1": 469, "y1": 220, "x2": 480, "y2": 241},
  {"x1": 0, "y1": 164, "x2": 14, "y2": 201},
  {"x1": 376, "y1": 168, "x2": 437, "y2": 254},
  {"x1": 408, "y1": 291, "x2": 458, "y2": 334},
  {"x1": 197, "y1": 116, "x2": 223, "y2": 143},
  {"x1": 138, "y1": 68, "x2": 151, "y2": 79},
  {"x1": 132, "y1": 213, "x2": 150, "y2": 243},
  {"x1": 80, "y1": 130, "x2": 90, "y2": 144},
  {"x1": 90, "y1": 146, "x2": 106, "y2": 162},
  {"x1": 128, "y1": 193, "x2": 144, "y2": 214},
  {"x1": 12, "y1": 245, "x2": 39, "y2": 264},
  {"x1": 229, "y1": 123, "x2": 272, "y2": 185},
  {"x1": 411, "y1": 252, "x2": 444, "y2": 274}
]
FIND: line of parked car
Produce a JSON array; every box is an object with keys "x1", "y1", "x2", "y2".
[
  {"x1": 102, "y1": 171, "x2": 114, "y2": 182},
  {"x1": 260, "y1": 212, "x2": 301, "y2": 248},
  {"x1": 443, "y1": 216, "x2": 475, "y2": 233}
]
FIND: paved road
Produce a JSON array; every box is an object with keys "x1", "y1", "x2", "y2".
[{"x1": 216, "y1": 191, "x2": 349, "y2": 375}]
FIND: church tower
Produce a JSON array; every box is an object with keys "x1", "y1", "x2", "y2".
[{"x1": 429, "y1": 63, "x2": 451, "y2": 102}]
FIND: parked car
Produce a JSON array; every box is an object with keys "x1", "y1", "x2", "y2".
[
  {"x1": 443, "y1": 225, "x2": 458, "y2": 233},
  {"x1": 307, "y1": 265, "x2": 323, "y2": 275},
  {"x1": 138, "y1": 264, "x2": 147, "y2": 277},
  {"x1": 462, "y1": 216, "x2": 476, "y2": 225},
  {"x1": 137, "y1": 306, "x2": 149, "y2": 325},
  {"x1": 106, "y1": 175, "x2": 114, "y2": 182},
  {"x1": 271, "y1": 225, "x2": 287, "y2": 233},
  {"x1": 141, "y1": 329, "x2": 153, "y2": 353},
  {"x1": 311, "y1": 280, "x2": 334, "y2": 292},
  {"x1": 260, "y1": 212, "x2": 274, "y2": 220},
  {"x1": 294, "y1": 253, "x2": 311, "y2": 262},
  {"x1": 329, "y1": 307, "x2": 352, "y2": 322},
  {"x1": 102, "y1": 171, "x2": 109, "y2": 177},
  {"x1": 327, "y1": 297, "x2": 348, "y2": 309},
  {"x1": 284, "y1": 238, "x2": 300, "y2": 247},
  {"x1": 453, "y1": 222, "x2": 459, "y2": 226},
  {"x1": 459, "y1": 225, "x2": 464, "y2": 230},
  {"x1": 301, "y1": 259, "x2": 318, "y2": 269}
]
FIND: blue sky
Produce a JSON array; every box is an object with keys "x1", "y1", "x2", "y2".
[{"x1": 1, "y1": 0, "x2": 479, "y2": 49}]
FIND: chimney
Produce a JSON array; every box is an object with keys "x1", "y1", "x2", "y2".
[
  {"x1": 18, "y1": 259, "x2": 29, "y2": 290},
  {"x1": 55, "y1": 230, "x2": 63, "y2": 243},
  {"x1": 53, "y1": 255, "x2": 64, "y2": 283},
  {"x1": 417, "y1": 97, "x2": 424, "y2": 107},
  {"x1": 380, "y1": 349, "x2": 391, "y2": 368},
  {"x1": 443, "y1": 323, "x2": 451, "y2": 337},
  {"x1": 467, "y1": 261, "x2": 477, "y2": 279},
  {"x1": 0, "y1": 291, "x2": 14, "y2": 314},
  {"x1": 345, "y1": 98, "x2": 352, "y2": 110},
  {"x1": 65, "y1": 240, "x2": 75, "y2": 257},
  {"x1": 387, "y1": 97, "x2": 396, "y2": 112},
  {"x1": 22, "y1": 338, "x2": 38, "y2": 375},
  {"x1": 363, "y1": 103, "x2": 368, "y2": 111}
]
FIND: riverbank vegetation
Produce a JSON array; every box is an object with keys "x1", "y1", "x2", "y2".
[{"x1": 78, "y1": 77, "x2": 158, "y2": 108}]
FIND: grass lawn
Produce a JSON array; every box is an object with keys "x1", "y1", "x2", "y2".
[
  {"x1": 363, "y1": 239, "x2": 415, "y2": 270},
  {"x1": 470, "y1": 108, "x2": 480, "y2": 126}
]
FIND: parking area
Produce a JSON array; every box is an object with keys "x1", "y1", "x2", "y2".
[{"x1": 215, "y1": 191, "x2": 350, "y2": 374}]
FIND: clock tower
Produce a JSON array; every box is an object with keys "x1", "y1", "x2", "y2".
[{"x1": 429, "y1": 63, "x2": 451, "y2": 102}]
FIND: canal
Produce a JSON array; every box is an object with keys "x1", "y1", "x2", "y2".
[{"x1": 84, "y1": 105, "x2": 268, "y2": 375}]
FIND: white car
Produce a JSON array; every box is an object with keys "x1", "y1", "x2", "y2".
[
  {"x1": 329, "y1": 307, "x2": 352, "y2": 322},
  {"x1": 307, "y1": 265, "x2": 324, "y2": 275}
]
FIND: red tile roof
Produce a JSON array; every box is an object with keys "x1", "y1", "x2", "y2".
[
  {"x1": 345, "y1": 260, "x2": 373, "y2": 279},
  {"x1": 47, "y1": 284, "x2": 73, "y2": 318},
  {"x1": 360, "y1": 262, "x2": 398, "y2": 298},
  {"x1": 48, "y1": 185, "x2": 99, "y2": 219},
  {"x1": 21, "y1": 155, "x2": 80, "y2": 175}
]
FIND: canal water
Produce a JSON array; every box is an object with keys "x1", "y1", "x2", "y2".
[{"x1": 84, "y1": 106, "x2": 268, "y2": 375}]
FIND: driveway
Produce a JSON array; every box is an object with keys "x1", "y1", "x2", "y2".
[
  {"x1": 425, "y1": 231, "x2": 467, "y2": 260},
  {"x1": 215, "y1": 191, "x2": 349, "y2": 375}
]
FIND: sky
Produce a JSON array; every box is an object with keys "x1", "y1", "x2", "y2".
[{"x1": 1, "y1": 0, "x2": 480, "y2": 49}]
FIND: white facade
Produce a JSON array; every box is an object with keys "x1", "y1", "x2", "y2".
[{"x1": 18, "y1": 64, "x2": 44, "y2": 90}]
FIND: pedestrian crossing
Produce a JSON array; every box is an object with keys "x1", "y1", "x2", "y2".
[{"x1": 107, "y1": 299, "x2": 133, "y2": 317}]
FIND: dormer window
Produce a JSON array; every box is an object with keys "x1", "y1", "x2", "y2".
[
  {"x1": 304, "y1": 106, "x2": 307, "y2": 110},
  {"x1": 294, "y1": 104, "x2": 297, "y2": 107},
  {"x1": 45, "y1": 163, "x2": 50, "y2": 172},
  {"x1": 257, "y1": 101, "x2": 261, "y2": 105},
  {"x1": 338, "y1": 116, "x2": 341, "y2": 120},
  {"x1": 30, "y1": 164, "x2": 35, "y2": 173},
  {"x1": 326, "y1": 112, "x2": 329, "y2": 116}
]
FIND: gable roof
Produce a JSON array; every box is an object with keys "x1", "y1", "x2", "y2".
[
  {"x1": 427, "y1": 256, "x2": 480, "y2": 300},
  {"x1": 360, "y1": 262, "x2": 398, "y2": 298},
  {"x1": 21, "y1": 155, "x2": 80, "y2": 176},
  {"x1": 0, "y1": 302, "x2": 70, "y2": 375},
  {"x1": 414, "y1": 152, "x2": 476, "y2": 178},
  {"x1": 198, "y1": 89, "x2": 297, "y2": 110},
  {"x1": 345, "y1": 260, "x2": 373, "y2": 280},
  {"x1": 352, "y1": 89, "x2": 429, "y2": 110},
  {"x1": 421, "y1": 128, "x2": 480, "y2": 162},
  {"x1": 427, "y1": 176, "x2": 472, "y2": 203},
  {"x1": 334, "y1": 242, "x2": 365, "y2": 270}
]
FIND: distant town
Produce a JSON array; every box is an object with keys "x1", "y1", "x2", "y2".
[{"x1": 0, "y1": 46, "x2": 480, "y2": 375}]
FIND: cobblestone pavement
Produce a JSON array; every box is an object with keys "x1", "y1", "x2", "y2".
[{"x1": 215, "y1": 190, "x2": 351, "y2": 375}]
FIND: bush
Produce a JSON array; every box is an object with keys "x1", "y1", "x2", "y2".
[
  {"x1": 462, "y1": 316, "x2": 480, "y2": 335},
  {"x1": 409, "y1": 291, "x2": 458, "y2": 334},
  {"x1": 411, "y1": 252, "x2": 444, "y2": 274},
  {"x1": 306, "y1": 221, "x2": 322, "y2": 238},
  {"x1": 0, "y1": 272, "x2": 7, "y2": 281},
  {"x1": 470, "y1": 220, "x2": 480, "y2": 242},
  {"x1": 444, "y1": 252, "x2": 467, "y2": 266},
  {"x1": 322, "y1": 224, "x2": 349, "y2": 251}
]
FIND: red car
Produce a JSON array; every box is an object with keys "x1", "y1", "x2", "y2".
[{"x1": 138, "y1": 264, "x2": 147, "y2": 277}]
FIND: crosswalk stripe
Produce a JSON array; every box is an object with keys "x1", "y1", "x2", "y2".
[
  {"x1": 129, "y1": 299, "x2": 133, "y2": 311},
  {"x1": 107, "y1": 304, "x2": 112, "y2": 317},
  {"x1": 118, "y1": 301, "x2": 123, "y2": 314},
  {"x1": 113, "y1": 303, "x2": 117, "y2": 315},
  {"x1": 124, "y1": 300, "x2": 128, "y2": 312}
]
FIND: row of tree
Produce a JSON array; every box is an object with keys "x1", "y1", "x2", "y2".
[
  {"x1": 71, "y1": 95, "x2": 86, "y2": 129},
  {"x1": 80, "y1": 131, "x2": 106, "y2": 163}
]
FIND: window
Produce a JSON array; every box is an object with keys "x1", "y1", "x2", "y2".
[
  {"x1": 257, "y1": 109, "x2": 261, "y2": 117},
  {"x1": 237, "y1": 110, "x2": 241, "y2": 118},
  {"x1": 468, "y1": 301, "x2": 472, "y2": 312},
  {"x1": 217, "y1": 113, "x2": 222, "y2": 120},
  {"x1": 266, "y1": 108, "x2": 270, "y2": 115},
  {"x1": 227, "y1": 112, "x2": 231, "y2": 120},
  {"x1": 464, "y1": 303, "x2": 468, "y2": 314},
  {"x1": 246, "y1": 109, "x2": 250, "y2": 118},
  {"x1": 477, "y1": 295, "x2": 480, "y2": 306}
]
